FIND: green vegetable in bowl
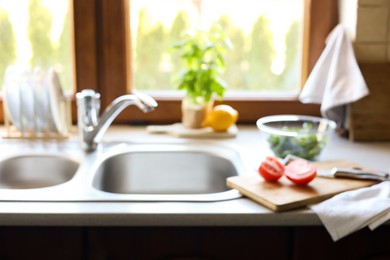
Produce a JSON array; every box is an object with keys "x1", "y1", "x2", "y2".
[{"x1": 267, "y1": 123, "x2": 327, "y2": 160}]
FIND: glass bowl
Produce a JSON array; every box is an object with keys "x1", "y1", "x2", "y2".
[{"x1": 256, "y1": 115, "x2": 336, "y2": 160}]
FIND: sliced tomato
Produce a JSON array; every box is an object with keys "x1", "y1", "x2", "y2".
[
  {"x1": 258, "y1": 156, "x2": 285, "y2": 182},
  {"x1": 285, "y1": 159, "x2": 316, "y2": 185}
]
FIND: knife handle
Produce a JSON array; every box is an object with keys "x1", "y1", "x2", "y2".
[{"x1": 334, "y1": 168, "x2": 389, "y2": 181}]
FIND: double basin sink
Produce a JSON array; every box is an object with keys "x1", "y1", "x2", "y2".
[{"x1": 0, "y1": 141, "x2": 249, "y2": 202}]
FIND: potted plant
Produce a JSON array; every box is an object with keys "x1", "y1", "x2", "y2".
[{"x1": 171, "y1": 26, "x2": 232, "y2": 128}]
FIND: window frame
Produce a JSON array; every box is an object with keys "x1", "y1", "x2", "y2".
[
  {"x1": 119, "y1": 0, "x2": 338, "y2": 124},
  {"x1": 0, "y1": 0, "x2": 338, "y2": 124}
]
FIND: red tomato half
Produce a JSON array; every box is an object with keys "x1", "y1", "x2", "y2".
[
  {"x1": 285, "y1": 159, "x2": 316, "y2": 185},
  {"x1": 258, "y1": 156, "x2": 285, "y2": 182}
]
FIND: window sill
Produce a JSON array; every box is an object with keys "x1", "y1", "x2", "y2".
[
  {"x1": 114, "y1": 98, "x2": 321, "y2": 124},
  {"x1": 0, "y1": 95, "x2": 320, "y2": 125}
]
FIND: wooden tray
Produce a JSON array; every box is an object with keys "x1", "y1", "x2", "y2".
[{"x1": 146, "y1": 123, "x2": 237, "y2": 138}]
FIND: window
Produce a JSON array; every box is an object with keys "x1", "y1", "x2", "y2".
[
  {"x1": 0, "y1": 0, "x2": 73, "y2": 93},
  {"x1": 0, "y1": 0, "x2": 338, "y2": 124},
  {"x1": 130, "y1": 0, "x2": 303, "y2": 96},
  {"x1": 123, "y1": 0, "x2": 338, "y2": 123}
]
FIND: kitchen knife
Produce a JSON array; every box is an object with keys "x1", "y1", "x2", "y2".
[
  {"x1": 282, "y1": 154, "x2": 389, "y2": 182},
  {"x1": 317, "y1": 167, "x2": 389, "y2": 182}
]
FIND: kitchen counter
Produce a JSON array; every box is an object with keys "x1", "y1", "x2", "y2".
[{"x1": 0, "y1": 125, "x2": 389, "y2": 227}]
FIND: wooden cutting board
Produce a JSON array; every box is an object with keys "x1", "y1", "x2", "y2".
[
  {"x1": 226, "y1": 160, "x2": 378, "y2": 212},
  {"x1": 146, "y1": 123, "x2": 237, "y2": 138}
]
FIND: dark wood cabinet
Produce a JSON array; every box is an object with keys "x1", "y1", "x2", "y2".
[
  {"x1": 86, "y1": 227, "x2": 290, "y2": 259},
  {"x1": 292, "y1": 226, "x2": 390, "y2": 260},
  {"x1": 0, "y1": 227, "x2": 86, "y2": 259},
  {"x1": 0, "y1": 225, "x2": 389, "y2": 259}
]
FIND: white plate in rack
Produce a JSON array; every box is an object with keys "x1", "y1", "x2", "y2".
[
  {"x1": 19, "y1": 70, "x2": 35, "y2": 131},
  {"x1": 47, "y1": 68, "x2": 67, "y2": 135},
  {"x1": 3, "y1": 65, "x2": 34, "y2": 132},
  {"x1": 32, "y1": 68, "x2": 53, "y2": 132},
  {"x1": 3, "y1": 66, "x2": 20, "y2": 129}
]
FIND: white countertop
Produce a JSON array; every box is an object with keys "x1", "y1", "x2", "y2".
[{"x1": 0, "y1": 125, "x2": 389, "y2": 226}]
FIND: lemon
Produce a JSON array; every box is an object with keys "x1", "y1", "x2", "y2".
[{"x1": 202, "y1": 105, "x2": 239, "y2": 132}]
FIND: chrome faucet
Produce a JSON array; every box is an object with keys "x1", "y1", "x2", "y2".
[{"x1": 76, "y1": 89, "x2": 158, "y2": 151}]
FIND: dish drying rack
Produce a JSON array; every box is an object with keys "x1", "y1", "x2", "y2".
[{"x1": 2, "y1": 97, "x2": 72, "y2": 140}]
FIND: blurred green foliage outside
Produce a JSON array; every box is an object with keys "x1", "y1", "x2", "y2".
[
  {"x1": 133, "y1": 9, "x2": 301, "y2": 94},
  {"x1": 0, "y1": 0, "x2": 72, "y2": 92}
]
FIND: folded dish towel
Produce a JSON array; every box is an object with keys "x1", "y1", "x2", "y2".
[
  {"x1": 299, "y1": 24, "x2": 369, "y2": 130},
  {"x1": 309, "y1": 181, "x2": 390, "y2": 241}
]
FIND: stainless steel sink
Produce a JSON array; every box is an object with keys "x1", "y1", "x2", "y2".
[
  {"x1": 89, "y1": 143, "x2": 246, "y2": 201},
  {"x1": 93, "y1": 143, "x2": 241, "y2": 194},
  {"x1": 0, "y1": 141, "x2": 248, "y2": 202},
  {"x1": 0, "y1": 154, "x2": 79, "y2": 189}
]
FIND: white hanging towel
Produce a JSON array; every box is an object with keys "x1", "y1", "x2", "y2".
[{"x1": 299, "y1": 24, "x2": 369, "y2": 129}]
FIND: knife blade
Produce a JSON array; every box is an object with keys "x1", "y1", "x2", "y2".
[
  {"x1": 282, "y1": 154, "x2": 389, "y2": 182},
  {"x1": 317, "y1": 167, "x2": 389, "y2": 182}
]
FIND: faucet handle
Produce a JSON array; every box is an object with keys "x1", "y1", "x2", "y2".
[
  {"x1": 76, "y1": 89, "x2": 101, "y2": 129},
  {"x1": 76, "y1": 89, "x2": 101, "y2": 109}
]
